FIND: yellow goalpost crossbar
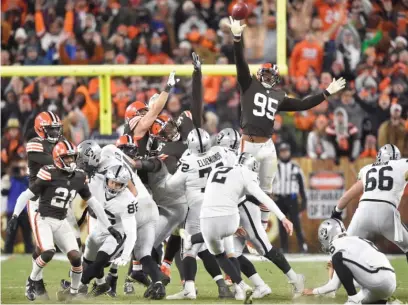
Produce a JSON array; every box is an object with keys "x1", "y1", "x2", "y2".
[{"x1": 2, "y1": 1, "x2": 287, "y2": 134}]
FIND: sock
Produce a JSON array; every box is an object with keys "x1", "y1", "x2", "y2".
[
  {"x1": 215, "y1": 252, "x2": 242, "y2": 284},
  {"x1": 183, "y1": 256, "x2": 197, "y2": 281},
  {"x1": 238, "y1": 280, "x2": 249, "y2": 290},
  {"x1": 132, "y1": 260, "x2": 142, "y2": 272},
  {"x1": 174, "y1": 250, "x2": 184, "y2": 280},
  {"x1": 213, "y1": 274, "x2": 223, "y2": 282},
  {"x1": 70, "y1": 265, "x2": 83, "y2": 293},
  {"x1": 151, "y1": 247, "x2": 161, "y2": 265},
  {"x1": 30, "y1": 256, "x2": 47, "y2": 281},
  {"x1": 109, "y1": 266, "x2": 118, "y2": 277},
  {"x1": 198, "y1": 250, "x2": 222, "y2": 280},
  {"x1": 229, "y1": 257, "x2": 240, "y2": 274},
  {"x1": 140, "y1": 256, "x2": 162, "y2": 283},
  {"x1": 81, "y1": 252, "x2": 110, "y2": 285},
  {"x1": 185, "y1": 280, "x2": 195, "y2": 293},
  {"x1": 264, "y1": 248, "x2": 291, "y2": 274},
  {"x1": 164, "y1": 234, "x2": 181, "y2": 262},
  {"x1": 249, "y1": 273, "x2": 265, "y2": 287},
  {"x1": 191, "y1": 233, "x2": 205, "y2": 245},
  {"x1": 96, "y1": 277, "x2": 106, "y2": 285},
  {"x1": 285, "y1": 269, "x2": 297, "y2": 282},
  {"x1": 238, "y1": 255, "x2": 257, "y2": 278}
]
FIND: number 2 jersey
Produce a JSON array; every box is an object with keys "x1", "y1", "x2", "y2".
[
  {"x1": 30, "y1": 166, "x2": 91, "y2": 220},
  {"x1": 358, "y1": 159, "x2": 408, "y2": 208}
]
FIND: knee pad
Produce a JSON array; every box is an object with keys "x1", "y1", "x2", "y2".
[
  {"x1": 41, "y1": 250, "x2": 55, "y2": 263},
  {"x1": 67, "y1": 250, "x2": 82, "y2": 267}
]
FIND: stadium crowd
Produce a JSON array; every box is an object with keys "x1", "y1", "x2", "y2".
[{"x1": 1, "y1": 0, "x2": 408, "y2": 175}]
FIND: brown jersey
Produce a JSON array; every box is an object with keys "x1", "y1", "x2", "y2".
[
  {"x1": 30, "y1": 166, "x2": 92, "y2": 220},
  {"x1": 27, "y1": 137, "x2": 55, "y2": 185},
  {"x1": 240, "y1": 76, "x2": 286, "y2": 137}
]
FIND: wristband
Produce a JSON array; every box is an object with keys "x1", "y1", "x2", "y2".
[
  {"x1": 324, "y1": 89, "x2": 331, "y2": 97},
  {"x1": 233, "y1": 35, "x2": 242, "y2": 42}
]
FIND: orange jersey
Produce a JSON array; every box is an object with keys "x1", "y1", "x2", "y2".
[
  {"x1": 289, "y1": 40, "x2": 323, "y2": 77},
  {"x1": 315, "y1": 0, "x2": 346, "y2": 39}
]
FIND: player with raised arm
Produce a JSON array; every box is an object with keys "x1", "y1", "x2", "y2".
[
  {"x1": 303, "y1": 219, "x2": 396, "y2": 304},
  {"x1": 7, "y1": 140, "x2": 121, "y2": 301},
  {"x1": 331, "y1": 144, "x2": 408, "y2": 260},
  {"x1": 226, "y1": 16, "x2": 346, "y2": 224},
  {"x1": 165, "y1": 128, "x2": 235, "y2": 300}
]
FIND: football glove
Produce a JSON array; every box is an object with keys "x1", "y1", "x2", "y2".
[
  {"x1": 108, "y1": 226, "x2": 122, "y2": 244},
  {"x1": 227, "y1": 16, "x2": 246, "y2": 38},
  {"x1": 192, "y1": 52, "x2": 201, "y2": 71},
  {"x1": 112, "y1": 255, "x2": 129, "y2": 266},
  {"x1": 165, "y1": 71, "x2": 180, "y2": 92},
  {"x1": 325, "y1": 77, "x2": 346, "y2": 95},
  {"x1": 6, "y1": 215, "x2": 18, "y2": 235}
]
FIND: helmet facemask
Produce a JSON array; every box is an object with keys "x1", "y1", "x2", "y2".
[
  {"x1": 57, "y1": 153, "x2": 78, "y2": 173},
  {"x1": 257, "y1": 67, "x2": 281, "y2": 89},
  {"x1": 160, "y1": 120, "x2": 180, "y2": 142},
  {"x1": 44, "y1": 125, "x2": 62, "y2": 143},
  {"x1": 104, "y1": 178, "x2": 126, "y2": 198},
  {"x1": 118, "y1": 144, "x2": 139, "y2": 160}
]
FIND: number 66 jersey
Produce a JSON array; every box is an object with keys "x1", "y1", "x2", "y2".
[{"x1": 357, "y1": 158, "x2": 408, "y2": 208}]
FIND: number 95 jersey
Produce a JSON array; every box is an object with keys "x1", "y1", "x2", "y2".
[
  {"x1": 241, "y1": 76, "x2": 286, "y2": 137},
  {"x1": 358, "y1": 159, "x2": 408, "y2": 208}
]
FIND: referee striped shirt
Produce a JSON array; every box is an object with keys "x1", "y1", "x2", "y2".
[{"x1": 273, "y1": 161, "x2": 306, "y2": 196}]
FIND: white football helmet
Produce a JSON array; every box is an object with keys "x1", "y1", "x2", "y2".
[
  {"x1": 187, "y1": 128, "x2": 211, "y2": 155},
  {"x1": 318, "y1": 218, "x2": 346, "y2": 253},
  {"x1": 216, "y1": 128, "x2": 241, "y2": 151},
  {"x1": 104, "y1": 164, "x2": 131, "y2": 198},
  {"x1": 236, "y1": 152, "x2": 260, "y2": 173},
  {"x1": 376, "y1": 144, "x2": 401, "y2": 163},
  {"x1": 76, "y1": 140, "x2": 102, "y2": 177}
]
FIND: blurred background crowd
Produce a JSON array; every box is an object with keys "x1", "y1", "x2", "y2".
[{"x1": 1, "y1": 0, "x2": 408, "y2": 172}]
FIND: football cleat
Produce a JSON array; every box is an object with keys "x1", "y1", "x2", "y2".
[
  {"x1": 144, "y1": 281, "x2": 166, "y2": 300},
  {"x1": 106, "y1": 274, "x2": 118, "y2": 297},
  {"x1": 289, "y1": 274, "x2": 305, "y2": 299},
  {"x1": 34, "y1": 279, "x2": 49, "y2": 300},
  {"x1": 87, "y1": 283, "x2": 111, "y2": 298},
  {"x1": 123, "y1": 279, "x2": 135, "y2": 295},
  {"x1": 166, "y1": 288, "x2": 196, "y2": 300},
  {"x1": 253, "y1": 284, "x2": 272, "y2": 299},
  {"x1": 25, "y1": 277, "x2": 36, "y2": 301},
  {"x1": 128, "y1": 270, "x2": 151, "y2": 287},
  {"x1": 218, "y1": 285, "x2": 234, "y2": 299}
]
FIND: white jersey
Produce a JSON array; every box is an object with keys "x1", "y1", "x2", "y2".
[
  {"x1": 201, "y1": 165, "x2": 285, "y2": 220},
  {"x1": 358, "y1": 159, "x2": 408, "y2": 208},
  {"x1": 88, "y1": 174, "x2": 137, "y2": 258},
  {"x1": 165, "y1": 146, "x2": 231, "y2": 207}
]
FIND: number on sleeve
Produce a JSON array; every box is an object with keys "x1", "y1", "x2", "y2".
[
  {"x1": 253, "y1": 93, "x2": 278, "y2": 121},
  {"x1": 211, "y1": 167, "x2": 233, "y2": 184},
  {"x1": 51, "y1": 187, "x2": 77, "y2": 208}
]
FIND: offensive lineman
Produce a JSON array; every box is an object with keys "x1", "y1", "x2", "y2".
[
  {"x1": 303, "y1": 219, "x2": 396, "y2": 304},
  {"x1": 199, "y1": 152, "x2": 293, "y2": 303},
  {"x1": 331, "y1": 144, "x2": 408, "y2": 261},
  {"x1": 164, "y1": 128, "x2": 234, "y2": 300},
  {"x1": 227, "y1": 16, "x2": 346, "y2": 225},
  {"x1": 8, "y1": 140, "x2": 121, "y2": 301}
]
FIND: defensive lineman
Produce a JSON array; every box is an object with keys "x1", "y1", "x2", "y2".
[
  {"x1": 331, "y1": 144, "x2": 408, "y2": 260},
  {"x1": 303, "y1": 219, "x2": 396, "y2": 304}
]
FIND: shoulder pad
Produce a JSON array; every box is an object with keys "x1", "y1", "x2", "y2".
[{"x1": 37, "y1": 167, "x2": 52, "y2": 181}]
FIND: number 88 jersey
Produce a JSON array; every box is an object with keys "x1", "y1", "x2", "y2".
[
  {"x1": 32, "y1": 165, "x2": 92, "y2": 220},
  {"x1": 240, "y1": 76, "x2": 286, "y2": 137},
  {"x1": 358, "y1": 159, "x2": 408, "y2": 209}
]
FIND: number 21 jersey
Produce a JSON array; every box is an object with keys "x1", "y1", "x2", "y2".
[
  {"x1": 358, "y1": 159, "x2": 408, "y2": 208},
  {"x1": 240, "y1": 76, "x2": 286, "y2": 137}
]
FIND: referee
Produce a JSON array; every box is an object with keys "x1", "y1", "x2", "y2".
[{"x1": 273, "y1": 143, "x2": 308, "y2": 253}]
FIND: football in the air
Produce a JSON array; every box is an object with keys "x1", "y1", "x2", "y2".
[{"x1": 231, "y1": 2, "x2": 249, "y2": 20}]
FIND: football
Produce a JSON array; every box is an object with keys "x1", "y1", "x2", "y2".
[{"x1": 231, "y1": 2, "x2": 249, "y2": 20}]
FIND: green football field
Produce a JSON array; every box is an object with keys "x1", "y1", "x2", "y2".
[{"x1": 1, "y1": 255, "x2": 407, "y2": 304}]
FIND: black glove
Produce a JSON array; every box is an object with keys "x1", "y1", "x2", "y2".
[
  {"x1": 331, "y1": 207, "x2": 342, "y2": 220},
  {"x1": 7, "y1": 215, "x2": 18, "y2": 235},
  {"x1": 192, "y1": 52, "x2": 201, "y2": 71},
  {"x1": 108, "y1": 226, "x2": 122, "y2": 244}
]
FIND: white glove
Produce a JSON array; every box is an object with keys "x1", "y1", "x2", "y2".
[
  {"x1": 326, "y1": 77, "x2": 346, "y2": 95},
  {"x1": 226, "y1": 16, "x2": 246, "y2": 37},
  {"x1": 112, "y1": 255, "x2": 130, "y2": 266},
  {"x1": 166, "y1": 70, "x2": 180, "y2": 88}
]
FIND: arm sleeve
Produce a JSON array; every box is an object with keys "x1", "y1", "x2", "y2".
[
  {"x1": 233, "y1": 40, "x2": 252, "y2": 92},
  {"x1": 134, "y1": 158, "x2": 162, "y2": 173},
  {"x1": 297, "y1": 170, "x2": 307, "y2": 210},
  {"x1": 86, "y1": 196, "x2": 111, "y2": 228},
  {"x1": 278, "y1": 93, "x2": 327, "y2": 112},
  {"x1": 120, "y1": 214, "x2": 137, "y2": 259},
  {"x1": 13, "y1": 188, "x2": 35, "y2": 217},
  {"x1": 243, "y1": 173, "x2": 286, "y2": 221},
  {"x1": 313, "y1": 272, "x2": 342, "y2": 295},
  {"x1": 35, "y1": 10, "x2": 46, "y2": 36},
  {"x1": 28, "y1": 152, "x2": 54, "y2": 165},
  {"x1": 191, "y1": 69, "x2": 203, "y2": 128}
]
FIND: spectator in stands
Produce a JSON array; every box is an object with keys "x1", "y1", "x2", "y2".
[
  {"x1": 272, "y1": 115, "x2": 298, "y2": 156},
  {"x1": 359, "y1": 134, "x2": 377, "y2": 158},
  {"x1": 62, "y1": 109, "x2": 90, "y2": 145},
  {"x1": 59, "y1": 33, "x2": 104, "y2": 65},
  {"x1": 378, "y1": 104, "x2": 407, "y2": 156},
  {"x1": 307, "y1": 115, "x2": 335, "y2": 160},
  {"x1": 326, "y1": 107, "x2": 360, "y2": 164},
  {"x1": 73, "y1": 86, "x2": 98, "y2": 131},
  {"x1": 2, "y1": 158, "x2": 33, "y2": 254},
  {"x1": 1, "y1": 118, "x2": 25, "y2": 176}
]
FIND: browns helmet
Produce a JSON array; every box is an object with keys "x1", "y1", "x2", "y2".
[
  {"x1": 150, "y1": 113, "x2": 180, "y2": 142},
  {"x1": 124, "y1": 101, "x2": 149, "y2": 122},
  {"x1": 116, "y1": 135, "x2": 139, "y2": 159},
  {"x1": 256, "y1": 63, "x2": 281, "y2": 88},
  {"x1": 34, "y1": 111, "x2": 62, "y2": 143},
  {"x1": 53, "y1": 140, "x2": 78, "y2": 172}
]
